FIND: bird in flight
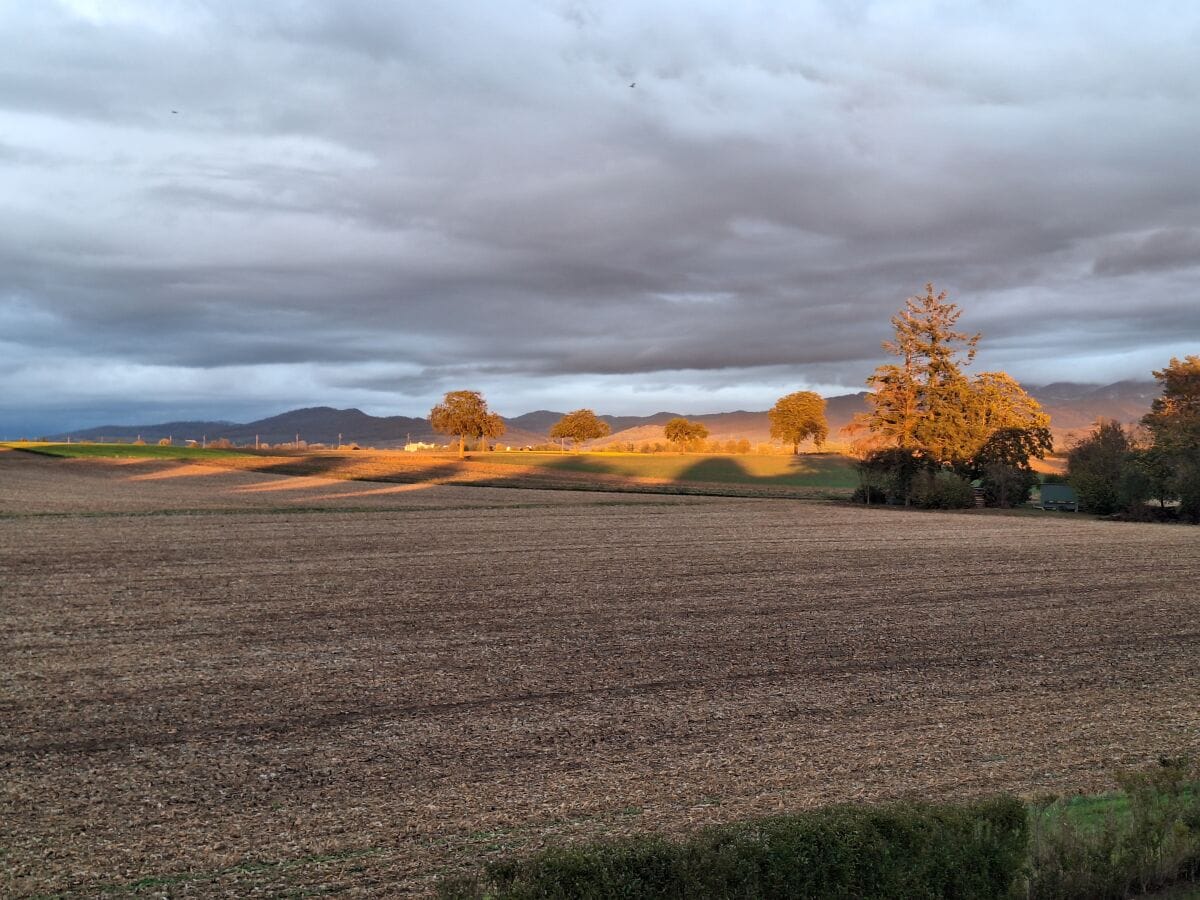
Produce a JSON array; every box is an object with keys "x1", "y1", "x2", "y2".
[
  {"x1": 629, "y1": 82, "x2": 635, "y2": 88},
  {"x1": 171, "y1": 110, "x2": 178, "y2": 114}
]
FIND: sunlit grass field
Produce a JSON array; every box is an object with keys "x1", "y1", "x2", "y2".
[{"x1": 6, "y1": 443, "x2": 860, "y2": 489}]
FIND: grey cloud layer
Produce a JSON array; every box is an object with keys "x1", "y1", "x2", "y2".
[{"x1": 2, "y1": 0, "x2": 1199, "y2": 431}]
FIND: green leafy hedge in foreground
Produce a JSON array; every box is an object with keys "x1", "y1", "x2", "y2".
[
  {"x1": 441, "y1": 759, "x2": 1200, "y2": 900},
  {"x1": 439, "y1": 797, "x2": 1028, "y2": 900}
]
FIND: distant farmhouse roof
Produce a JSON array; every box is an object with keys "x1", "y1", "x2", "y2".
[{"x1": 1038, "y1": 483, "x2": 1079, "y2": 511}]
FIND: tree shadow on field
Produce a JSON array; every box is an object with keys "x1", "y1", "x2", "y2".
[
  {"x1": 478, "y1": 452, "x2": 858, "y2": 495},
  {"x1": 228, "y1": 452, "x2": 470, "y2": 487},
  {"x1": 677, "y1": 454, "x2": 856, "y2": 488},
  {"x1": 779, "y1": 453, "x2": 860, "y2": 488},
  {"x1": 532, "y1": 455, "x2": 624, "y2": 476},
  {"x1": 677, "y1": 457, "x2": 759, "y2": 485}
]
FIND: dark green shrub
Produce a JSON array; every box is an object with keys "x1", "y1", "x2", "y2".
[
  {"x1": 967, "y1": 427, "x2": 1054, "y2": 481},
  {"x1": 851, "y1": 484, "x2": 887, "y2": 505},
  {"x1": 857, "y1": 448, "x2": 926, "y2": 505},
  {"x1": 1067, "y1": 420, "x2": 1132, "y2": 514},
  {"x1": 1177, "y1": 457, "x2": 1200, "y2": 523},
  {"x1": 980, "y1": 463, "x2": 1039, "y2": 507},
  {"x1": 911, "y1": 470, "x2": 975, "y2": 509},
  {"x1": 443, "y1": 838, "x2": 686, "y2": 900},
  {"x1": 440, "y1": 797, "x2": 1028, "y2": 899},
  {"x1": 1122, "y1": 447, "x2": 1178, "y2": 511}
]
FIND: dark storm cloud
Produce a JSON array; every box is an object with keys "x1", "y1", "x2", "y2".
[
  {"x1": 1093, "y1": 228, "x2": 1200, "y2": 277},
  {"x1": 2, "y1": 0, "x2": 1199, "y2": 432}
]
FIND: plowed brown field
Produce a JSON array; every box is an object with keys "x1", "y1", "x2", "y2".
[{"x1": 2, "y1": 449, "x2": 1198, "y2": 896}]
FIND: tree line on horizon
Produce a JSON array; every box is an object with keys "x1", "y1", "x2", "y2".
[
  {"x1": 426, "y1": 283, "x2": 1052, "y2": 487},
  {"x1": 426, "y1": 390, "x2": 830, "y2": 457},
  {"x1": 425, "y1": 283, "x2": 1196, "y2": 519}
]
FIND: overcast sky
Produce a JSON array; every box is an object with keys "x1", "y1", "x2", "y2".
[{"x1": 3, "y1": 1, "x2": 1199, "y2": 434}]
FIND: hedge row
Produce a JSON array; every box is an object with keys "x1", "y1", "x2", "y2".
[
  {"x1": 1029, "y1": 758, "x2": 1200, "y2": 899},
  {"x1": 439, "y1": 796, "x2": 1028, "y2": 900}
]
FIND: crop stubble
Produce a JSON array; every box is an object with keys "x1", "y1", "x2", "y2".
[{"x1": 2, "y1": 451, "x2": 1199, "y2": 896}]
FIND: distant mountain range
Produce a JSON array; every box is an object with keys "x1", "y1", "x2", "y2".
[{"x1": 42, "y1": 381, "x2": 1159, "y2": 450}]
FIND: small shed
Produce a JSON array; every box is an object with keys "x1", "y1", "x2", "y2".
[{"x1": 1038, "y1": 483, "x2": 1079, "y2": 511}]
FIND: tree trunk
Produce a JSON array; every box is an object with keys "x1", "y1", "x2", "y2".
[{"x1": 458, "y1": 435, "x2": 465, "y2": 458}]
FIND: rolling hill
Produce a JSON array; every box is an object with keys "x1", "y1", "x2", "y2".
[{"x1": 44, "y1": 381, "x2": 1157, "y2": 450}]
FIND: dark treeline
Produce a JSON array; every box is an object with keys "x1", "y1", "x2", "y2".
[{"x1": 1066, "y1": 356, "x2": 1200, "y2": 522}]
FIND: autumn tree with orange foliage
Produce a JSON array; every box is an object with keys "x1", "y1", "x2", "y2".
[
  {"x1": 847, "y1": 285, "x2": 1050, "y2": 503},
  {"x1": 768, "y1": 391, "x2": 828, "y2": 454},
  {"x1": 430, "y1": 390, "x2": 505, "y2": 458},
  {"x1": 1143, "y1": 355, "x2": 1200, "y2": 453},
  {"x1": 663, "y1": 417, "x2": 709, "y2": 450},
  {"x1": 549, "y1": 409, "x2": 611, "y2": 450}
]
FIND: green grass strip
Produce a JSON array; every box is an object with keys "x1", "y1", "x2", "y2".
[{"x1": 8, "y1": 442, "x2": 256, "y2": 460}]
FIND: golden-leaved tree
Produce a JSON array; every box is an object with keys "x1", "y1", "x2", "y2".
[
  {"x1": 768, "y1": 391, "x2": 828, "y2": 453},
  {"x1": 1143, "y1": 355, "x2": 1200, "y2": 454},
  {"x1": 549, "y1": 409, "x2": 611, "y2": 450},
  {"x1": 848, "y1": 284, "x2": 1049, "y2": 469},
  {"x1": 663, "y1": 417, "x2": 708, "y2": 450},
  {"x1": 429, "y1": 390, "x2": 505, "y2": 457}
]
